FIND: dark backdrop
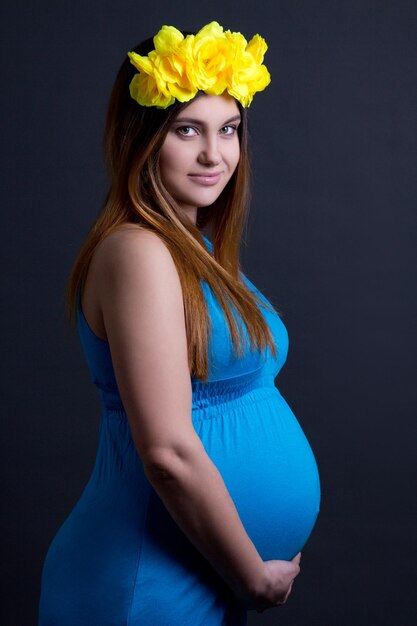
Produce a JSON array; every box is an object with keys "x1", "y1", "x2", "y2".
[{"x1": 1, "y1": 1, "x2": 416, "y2": 624}]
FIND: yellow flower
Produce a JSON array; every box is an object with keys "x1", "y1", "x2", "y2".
[
  {"x1": 188, "y1": 22, "x2": 231, "y2": 94},
  {"x1": 129, "y1": 72, "x2": 174, "y2": 109},
  {"x1": 153, "y1": 24, "x2": 184, "y2": 54},
  {"x1": 127, "y1": 22, "x2": 271, "y2": 109},
  {"x1": 151, "y1": 26, "x2": 197, "y2": 100},
  {"x1": 246, "y1": 34, "x2": 268, "y2": 65},
  {"x1": 225, "y1": 32, "x2": 271, "y2": 107},
  {"x1": 128, "y1": 26, "x2": 197, "y2": 108}
]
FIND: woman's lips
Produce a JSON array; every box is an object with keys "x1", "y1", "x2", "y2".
[{"x1": 188, "y1": 172, "x2": 222, "y2": 186}]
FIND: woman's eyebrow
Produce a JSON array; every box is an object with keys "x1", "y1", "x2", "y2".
[{"x1": 173, "y1": 114, "x2": 241, "y2": 125}]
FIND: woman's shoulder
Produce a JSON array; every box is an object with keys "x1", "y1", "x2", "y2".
[
  {"x1": 82, "y1": 224, "x2": 182, "y2": 341},
  {"x1": 98, "y1": 223, "x2": 165, "y2": 249},
  {"x1": 94, "y1": 224, "x2": 174, "y2": 273},
  {"x1": 89, "y1": 224, "x2": 185, "y2": 315}
]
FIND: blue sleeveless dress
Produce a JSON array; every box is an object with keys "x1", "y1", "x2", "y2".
[{"x1": 38, "y1": 235, "x2": 320, "y2": 625}]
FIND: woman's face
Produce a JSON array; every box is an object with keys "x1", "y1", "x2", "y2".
[{"x1": 159, "y1": 94, "x2": 241, "y2": 223}]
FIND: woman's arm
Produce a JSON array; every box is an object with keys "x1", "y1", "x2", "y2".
[{"x1": 92, "y1": 228, "x2": 298, "y2": 608}]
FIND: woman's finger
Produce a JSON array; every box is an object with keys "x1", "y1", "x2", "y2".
[{"x1": 292, "y1": 552, "x2": 302, "y2": 565}]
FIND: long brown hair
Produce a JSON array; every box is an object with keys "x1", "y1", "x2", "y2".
[{"x1": 67, "y1": 34, "x2": 277, "y2": 381}]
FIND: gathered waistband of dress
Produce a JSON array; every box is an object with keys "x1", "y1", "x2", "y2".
[
  {"x1": 191, "y1": 370, "x2": 276, "y2": 415},
  {"x1": 98, "y1": 369, "x2": 277, "y2": 417}
]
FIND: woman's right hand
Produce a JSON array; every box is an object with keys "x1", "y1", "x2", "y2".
[{"x1": 245, "y1": 552, "x2": 302, "y2": 613}]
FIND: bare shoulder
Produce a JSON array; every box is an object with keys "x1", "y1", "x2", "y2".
[
  {"x1": 82, "y1": 225, "x2": 182, "y2": 342},
  {"x1": 93, "y1": 225, "x2": 179, "y2": 288},
  {"x1": 96, "y1": 225, "x2": 172, "y2": 262}
]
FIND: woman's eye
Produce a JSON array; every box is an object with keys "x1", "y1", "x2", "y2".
[
  {"x1": 220, "y1": 125, "x2": 237, "y2": 136},
  {"x1": 176, "y1": 126, "x2": 198, "y2": 137}
]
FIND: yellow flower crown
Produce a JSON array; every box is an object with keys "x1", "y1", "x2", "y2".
[{"x1": 127, "y1": 21, "x2": 271, "y2": 109}]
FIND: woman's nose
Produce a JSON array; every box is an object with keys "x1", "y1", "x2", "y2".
[{"x1": 197, "y1": 136, "x2": 222, "y2": 166}]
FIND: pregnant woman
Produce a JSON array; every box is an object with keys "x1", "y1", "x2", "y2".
[{"x1": 38, "y1": 21, "x2": 320, "y2": 625}]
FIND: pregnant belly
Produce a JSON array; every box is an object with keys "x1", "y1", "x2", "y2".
[{"x1": 194, "y1": 387, "x2": 321, "y2": 561}]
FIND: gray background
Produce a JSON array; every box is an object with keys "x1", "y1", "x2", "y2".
[{"x1": 1, "y1": 1, "x2": 416, "y2": 624}]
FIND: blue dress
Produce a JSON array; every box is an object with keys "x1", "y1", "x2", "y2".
[{"x1": 38, "y1": 235, "x2": 320, "y2": 625}]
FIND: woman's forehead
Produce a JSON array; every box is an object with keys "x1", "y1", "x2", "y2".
[{"x1": 173, "y1": 94, "x2": 240, "y2": 125}]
